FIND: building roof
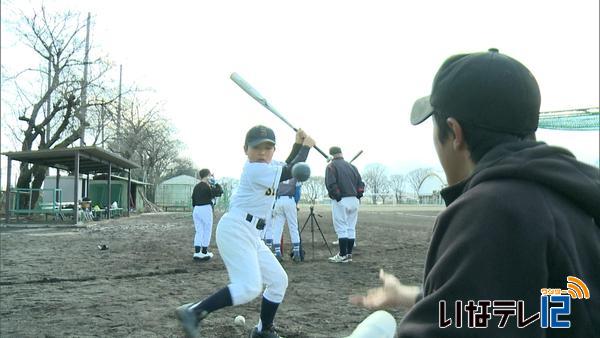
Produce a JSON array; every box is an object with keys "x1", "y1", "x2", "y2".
[
  {"x1": 91, "y1": 174, "x2": 152, "y2": 186},
  {"x1": 2, "y1": 146, "x2": 139, "y2": 174},
  {"x1": 158, "y1": 175, "x2": 199, "y2": 186}
]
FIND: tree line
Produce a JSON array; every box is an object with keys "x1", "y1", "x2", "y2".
[
  {"x1": 210, "y1": 164, "x2": 445, "y2": 211},
  {"x1": 1, "y1": 6, "x2": 197, "y2": 206}
]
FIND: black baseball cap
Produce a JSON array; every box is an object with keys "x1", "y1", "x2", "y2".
[
  {"x1": 411, "y1": 48, "x2": 541, "y2": 134},
  {"x1": 245, "y1": 125, "x2": 276, "y2": 147},
  {"x1": 329, "y1": 146, "x2": 342, "y2": 155}
]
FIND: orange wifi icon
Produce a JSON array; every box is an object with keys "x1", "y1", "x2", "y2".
[{"x1": 565, "y1": 276, "x2": 590, "y2": 299}]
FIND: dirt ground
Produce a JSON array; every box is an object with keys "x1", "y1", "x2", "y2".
[{"x1": 0, "y1": 204, "x2": 443, "y2": 338}]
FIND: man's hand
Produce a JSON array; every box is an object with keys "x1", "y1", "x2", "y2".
[
  {"x1": 295, "y1": 129, "x2": 307, "y2": 144},
  {"x1": 349, "y1": 269, "x2": 420, "y2": 310},
  {"x1": 302, "y1": 135, "x2": 316, "y2": 148}
]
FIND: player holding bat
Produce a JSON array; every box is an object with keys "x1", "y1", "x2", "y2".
[{"x1": 176, "y1": 125, "x2": 315, "y2": 338}]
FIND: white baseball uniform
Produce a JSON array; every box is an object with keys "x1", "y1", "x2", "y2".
[
  {"x1": 331, "y1": 196, "x2": 359, "y2": 239},
  {"x1": 216, "y1": 161, "x2": 289, "y2": 304},
  {"x1": 192, "y1": 205, "x2": 213, "y2": 247},
  {"x1": 272, "y1": 195, "x2": 300, "y2": 246}
]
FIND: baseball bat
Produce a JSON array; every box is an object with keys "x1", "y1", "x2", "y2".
[
  {"x1": 350, "y1": 150, "x2": 364, "y2": 164},
  {"x1": 230, "y1": 72, "x2": 330, "y2": 160}
]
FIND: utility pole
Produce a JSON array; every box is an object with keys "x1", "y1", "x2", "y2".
[
  {"x1": 46, "y1": 58, "x2": 52, "y2": 177},
  {"x1": 101, "y1": 101, "x2": 105, "y2": 148},
  {"x1": 46, "y1": 58, "x2": 51, "y2": 145},
  {"x1": 79, "y1": 12, "x2": 91, "y2": 147},
  {"x1": 117, "y1": 64, "x2": 122, "y2": 153}
]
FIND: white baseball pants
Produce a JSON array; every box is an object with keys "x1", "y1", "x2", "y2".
[
  {"x1": 192, "y1": 205, "x2": 213, "y2": 247},
  {"x1": 216, "y1": 209, "x2": 288, "y2": 305},
  {"x1": 272, "y1": 196, "x2": 300, "y2": 245},
  {"x1": 331, "y1": 196, "x2": 359, "y2": 239}
]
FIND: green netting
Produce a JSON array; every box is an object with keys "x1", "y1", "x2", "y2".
[
  {"x1": 538, "y1": 107, "x2": 599, "y2": 131},
  {"x1": 88, "y1": 184, "x2": 123, "y2": 209}
]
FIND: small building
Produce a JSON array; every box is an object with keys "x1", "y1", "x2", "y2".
[
  {"x1": 155, "y1": 175, "x2": 199, "y2": 211},
  {"x1": 42, "y1": 176, "x2": 85, "y2": 203}
]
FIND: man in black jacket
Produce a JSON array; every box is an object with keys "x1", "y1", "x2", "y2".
[
  {"x1": 349, "y1": 48, "x2": 599, "y2": 337},
  {"x1": 325, "y1": 146, "x2": 365, "y2": 263}
]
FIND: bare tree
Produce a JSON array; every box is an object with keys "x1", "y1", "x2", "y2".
[
  {"x1": 406, "y1": 168, "x2": 433, "y2": 203},
  {"x1": 139, "y1": 122, "x2": 182, "y2": 201},
  {"x1": 106, "y1": 95, "x2": 162, "y2": 160},
  {"x1": 389, "y1": 174, "x2": 406, "y2": 204},
  {"x1": 101, "y1": 93, "x2": 184, "y2": 203},
  {"x1": 163, "y1": 157, "x2": 198, "y2": 180},
  {"x1": 379, "y1": 175, "x2": 391, "y2": 204},
  {"x1": 301, "y1": 176, "x2": 326, "y2": 205},
  {"x1": 363, "y1": 163, "x2": 388, "y2": 204},
  {"x1": 2, "y1": 6, "x2": 114, "y2": 207}
]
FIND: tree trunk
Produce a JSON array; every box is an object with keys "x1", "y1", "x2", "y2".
[
  {"x1": 15, "y1": 163, "x2": 48, "y2": 209},
  {"x1": 31, "y1": 164, "x2": 49, "y2": 206},
  {"x1": 16, "y1": 163, "x2": 33, "y2": 209}
]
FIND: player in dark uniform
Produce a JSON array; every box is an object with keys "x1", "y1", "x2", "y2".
[{"x1": 190, "y1": 169, "x2": 223, "y2": 260}]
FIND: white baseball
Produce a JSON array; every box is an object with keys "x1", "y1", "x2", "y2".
[{"x1": 234, "y1": 315, "x2": 246, "y2": 326}]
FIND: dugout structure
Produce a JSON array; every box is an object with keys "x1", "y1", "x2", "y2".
[
  {"x1": 155, "y1": 174, "x2": 199, "y2": 211},
  {"x1": 3, "y1": 146, "x2": 140, "y2": 224},
  {"x1": 89, "y1": 174, "x2": 151, "y2": 212}
]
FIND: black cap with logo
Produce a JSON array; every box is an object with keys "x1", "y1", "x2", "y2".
[
  {"x1": 411, "y1": 48, "x2": 541, "y2": 134},
  {"x1": 245, "y1": 125, "x2": 276, "y2": 147}
]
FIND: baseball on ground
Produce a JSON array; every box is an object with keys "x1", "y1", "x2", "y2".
[{"x1": 234, "y1": 315, "x2": 246, "y2": 326}]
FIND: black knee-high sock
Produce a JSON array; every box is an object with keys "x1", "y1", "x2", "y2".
[
  {"x1": 260, "y1": 296, "x2": 280, "y2": 330},
  {"x1": 339, "y1": 238, "x2": 348, "y2": 256},
  {"x1": 201, "y1": 246, "x2": 208, "y2": 254},
  {"x1": 194, "y1": 246, "x2": 201, "y2": 254},
  {"x1": 347, "y1": 238, "x2": 355, "y2": 255},
  {"x1": 191, "y1": 287, "x2": 233, "y2": 318}
]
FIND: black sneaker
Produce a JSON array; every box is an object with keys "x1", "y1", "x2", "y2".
[
  {"x1": 176, "y1": 303, "x2": 205, "y2": 338},
  {"x1": 248, "y1": 325, "x2": 281, "y2": 338}
]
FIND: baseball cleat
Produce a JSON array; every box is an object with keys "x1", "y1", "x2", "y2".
[
  {"x1": 342, "y1": 253, "x2": 353, "y2": 263},
  {"x1": 175, "y1": 303, "x2": 200, "y2": 338},
  {"x1": 193, "y1": 252, "x2": 212, "y2": 261},
  {"x1": 249, "y1": 325, "x2": 281, "y2": 338},
  {"x1": 328, "y1": 253, "x2": 347, "y2": 263}
]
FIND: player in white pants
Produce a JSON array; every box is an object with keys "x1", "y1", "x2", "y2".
[
  {"x1": 271, "y1": 179, "x2": 301, "y2": 262},
  {"x1": 176, "y1": 126, "x2": 315, "y2": 338},
  {"x1": 331, "y1": 195, "x2": 359, "y2": 260},
  {"x1": 325, "y1": 146, "x2": 365, "y2": 263},
  {"x1": 191, "y1": 169, "x2": 223, "y2": 260}
]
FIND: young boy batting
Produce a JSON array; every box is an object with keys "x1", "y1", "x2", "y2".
[{"x1": 176, "y1": 125, "x2": 315, "y2": 338}]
